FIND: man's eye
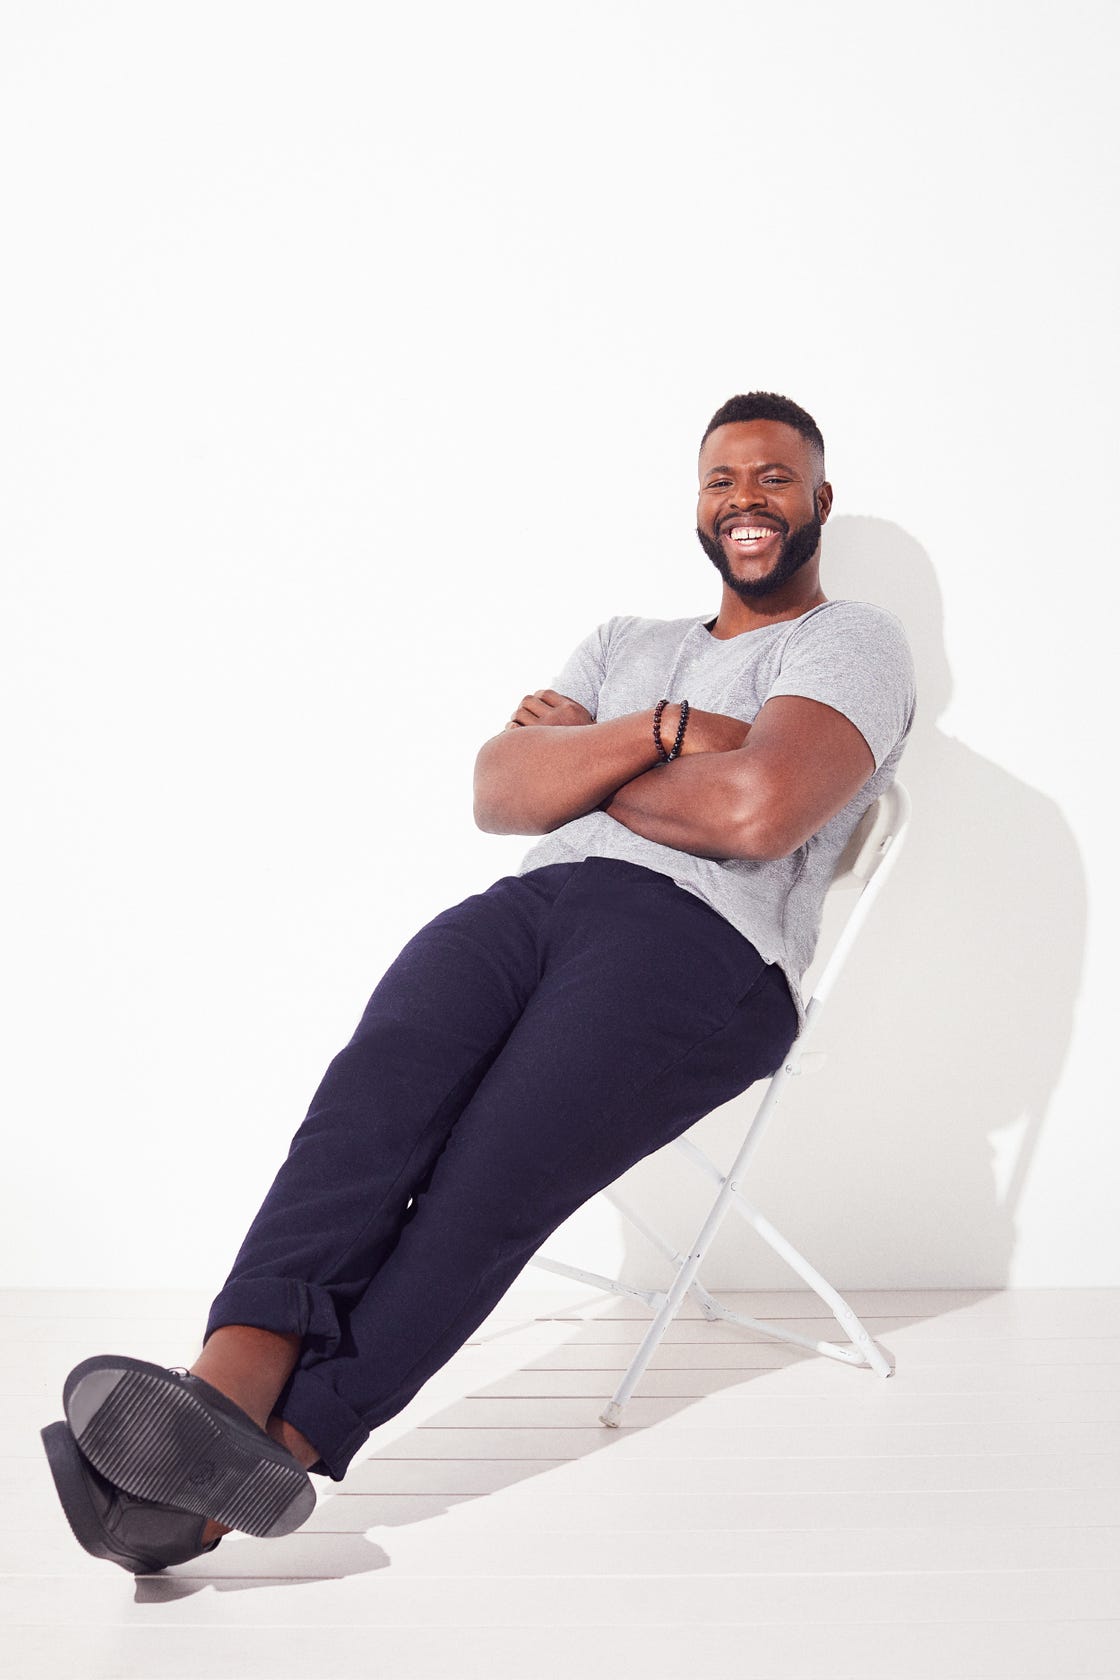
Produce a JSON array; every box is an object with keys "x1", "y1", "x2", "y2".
[
  {"x1": 706, "y1": 480, "x2": 731, "y2": 489},
  {"x1": 763, "y1": 477, "x2": 790, "y2": 485}
]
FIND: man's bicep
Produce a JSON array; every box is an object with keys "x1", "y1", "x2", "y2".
[{"x1": 733, "y1": 694, "x2": 876, "y2": 857}]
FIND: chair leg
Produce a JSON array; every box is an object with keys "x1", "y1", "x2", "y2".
[
  {"x1": 596, "y1": 1174, "x2": 893, "y2": 1424},
  {"x1": 599, "y1": 1253, "x2": 700, "y2": 1427},
  {"x1": 721, "y1": 1194, "x2": 895, "y2": 1377},
  {"x1": 528, "y1": 1252, "x2": 666, "y2": 1310},
  {"x1": 673, "y1": 1134, "x2": 895, "y2": 1377},
  {"x1": 598, "y1": 1170, "x2": 749, "y2": 1425},
  {"x1": 687, "y1": 1277, "x2": 895, "y2": 1374}
]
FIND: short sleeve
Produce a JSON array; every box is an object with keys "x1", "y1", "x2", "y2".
[
  {"x1": 766, "y1": 601, "x2": 916, "y2": 770},
  {"x1": 549, "y1": 618, "x2": 619, "y2": 719}
]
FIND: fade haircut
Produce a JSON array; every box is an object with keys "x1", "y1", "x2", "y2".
[{"x1": 701, "y1": 392, "x2": 826, "y2": 484}]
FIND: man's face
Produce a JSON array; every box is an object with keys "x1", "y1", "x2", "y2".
[{"x1": 695, "y1": 420, "x2": 832, "y2": 601}]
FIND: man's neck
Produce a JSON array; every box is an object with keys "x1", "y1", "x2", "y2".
[{"x1": 707, "y1": 582, "x2": 828, "y2": 640}]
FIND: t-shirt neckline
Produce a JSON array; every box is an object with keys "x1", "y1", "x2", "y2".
[{"x1": 696, "y1": 600, "x2": 835, "y2": 642}]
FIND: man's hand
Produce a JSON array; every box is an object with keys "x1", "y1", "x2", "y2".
[
  {"x1": 505, "y1": 689, "x2": 594, "y2": 730},
  {"x1": 477, "y1": 700, "x2": 659, "y2": 834}
]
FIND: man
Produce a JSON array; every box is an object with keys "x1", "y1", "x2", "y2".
[{"x1": 42, "y1": 391, "x2": 915, "y2": 1573}]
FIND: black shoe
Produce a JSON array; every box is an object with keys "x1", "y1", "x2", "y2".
[
  {"x1": 41, "y1": 1420, "x2": 222, "y2": 1574},
  {"x1": 62, "y1": 1355, "x2": 316, "y2": 1539}
]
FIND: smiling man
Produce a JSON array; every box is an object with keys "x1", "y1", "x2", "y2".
[
  {"x1": 43, "y1": 391, "x2": 915, "y2": 1575},
  {"x1": 696, "y1": 418, "x2": 830, "y2": 601}
]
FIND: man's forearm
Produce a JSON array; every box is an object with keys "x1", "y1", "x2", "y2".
[
  {"x1": 603, "y1": 752, "x2": 768, "y2": 860},
  {"x1": 607, "y1": 691, "x2": 879, "y2": 862},
  {"x1": 474, "y1": 710, "x2": 664, "y2": 834}
]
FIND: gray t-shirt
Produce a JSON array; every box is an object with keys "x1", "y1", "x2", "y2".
[{"x1": 517, "y1": 599, "x2": 916, "y2": 1024}]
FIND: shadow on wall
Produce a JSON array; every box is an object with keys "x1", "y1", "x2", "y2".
[{"x1": 610, "y1": 513, "x2": 1087, "y2": 1290}]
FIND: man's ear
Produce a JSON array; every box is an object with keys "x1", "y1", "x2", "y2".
[{"x1": 817, "y1": 480, "x2": 834, "y2": 524}]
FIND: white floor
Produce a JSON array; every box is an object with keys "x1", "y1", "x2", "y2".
[{"x1": 3, "y1": 1284, "x2": 1119, "y2": 1679}]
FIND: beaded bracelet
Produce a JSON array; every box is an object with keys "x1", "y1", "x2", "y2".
[{"x1": 653, "y1": 698, "x2": 690, "y2": 762}]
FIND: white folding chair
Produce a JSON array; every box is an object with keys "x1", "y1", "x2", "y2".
[{"x1": 529, "y1": 780, "x2": 912, "y2": 1426}]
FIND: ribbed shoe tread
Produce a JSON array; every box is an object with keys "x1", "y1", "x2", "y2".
[{"x1": 63, "y1": 1357, "x2": 314, "y2": 1538}]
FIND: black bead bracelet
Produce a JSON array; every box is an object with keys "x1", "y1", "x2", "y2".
[{"x1": 653, "y1": 697, "x2": 690, "y2": 762}]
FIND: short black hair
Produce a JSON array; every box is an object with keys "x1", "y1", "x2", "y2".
[{"x1": 701, "y1": 392, "x2": 825, "y2": 479}]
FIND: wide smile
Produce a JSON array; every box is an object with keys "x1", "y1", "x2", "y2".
[{"x1": 721, "y1": 523, "x2": 783, "y2": 556}]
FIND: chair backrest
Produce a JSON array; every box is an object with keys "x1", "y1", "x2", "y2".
[
  {"x1": 806, "y1": 780, "x2": 911, "y2": 1015},
  {"x1": 829, "y1": 779, "x2": 912, "y2": 889}
]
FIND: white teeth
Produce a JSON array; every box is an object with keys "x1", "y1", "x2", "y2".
[{"x1": 730, "y1": 527, "x2": 776, "y2": 541}]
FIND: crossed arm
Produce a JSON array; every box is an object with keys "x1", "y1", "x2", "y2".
[{"x1": 473, "y1": 687, "x2": 876, "y2": 862}]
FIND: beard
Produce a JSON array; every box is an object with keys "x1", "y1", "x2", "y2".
[{"x1": 696, "y1": 508, "x2": 822, "y2": 602}]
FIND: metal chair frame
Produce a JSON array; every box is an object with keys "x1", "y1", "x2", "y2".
[{"x1": 528, "y1": 781, "x2": 912, "y2": 1426}]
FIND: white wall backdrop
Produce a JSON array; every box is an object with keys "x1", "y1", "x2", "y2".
[{"x1": 3, "y1": 1, "x2": 1117, "y2": 1296}]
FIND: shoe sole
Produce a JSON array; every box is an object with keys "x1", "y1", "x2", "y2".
[
  {"x1": 41, "y1": 1421, "x2": 136, "y2": 1568},
  {"x1": 41, "y1": 1420, "x2": 218, "y2": 1573},
  {"x1": 63, "y1": 1356, "x2": 315, "y2": 1539}
]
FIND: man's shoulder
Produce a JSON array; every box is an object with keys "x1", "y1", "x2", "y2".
[
  {"x1": 779, "y1": 600, "x2": 916, "y2": 708},
  {"x1": 789, "y1": 598, "x2": 910, "y2": 641},
  {"x1": 781, "y1": 599, "x2": 914, "y2": 671}
]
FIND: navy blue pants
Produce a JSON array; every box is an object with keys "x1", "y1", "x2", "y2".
[{"x1": 203, "y1": 860, "x2": 798, "y2": 1479}]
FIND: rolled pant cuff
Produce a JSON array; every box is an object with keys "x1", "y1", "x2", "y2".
[
  {"x1": 203, "y1": 1277, "x2": 342, "y2": 1355},
  {"x1": 273, "y1": 1367, "x2": 371, "y2": 1482}
]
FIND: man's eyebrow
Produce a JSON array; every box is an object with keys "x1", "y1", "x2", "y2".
[{"x1": 701, "y1": 461, "x2": 800, "y2": 477}]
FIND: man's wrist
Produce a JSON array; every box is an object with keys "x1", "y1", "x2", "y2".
[{"x1": 653, "y1": 700, "x2": 690, "y2": 762}]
